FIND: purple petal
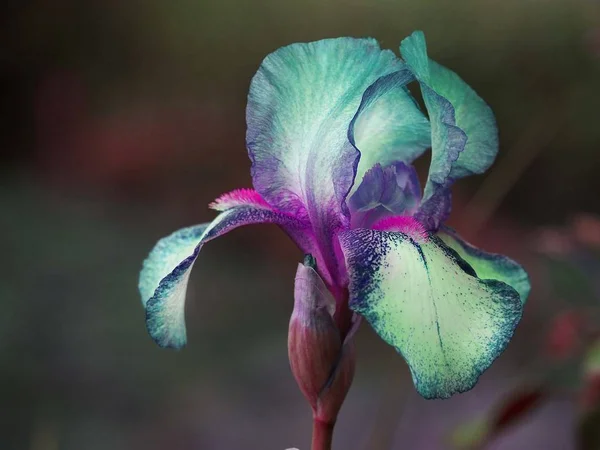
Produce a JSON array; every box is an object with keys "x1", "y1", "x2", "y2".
[
  {"x1": 414, "y1": 179, "x2": 452, "y2": 232},
  {"x1": 349, "y1": 162, "x2": 421, "y2": 228}
]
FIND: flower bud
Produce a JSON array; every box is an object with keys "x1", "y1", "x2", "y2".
[{"x1": 288, "y1": 255, "x2": 355, "y2": 423}]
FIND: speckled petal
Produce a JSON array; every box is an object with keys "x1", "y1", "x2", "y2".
[
  {"x1": 438, "y1": 226, "x2": 530, "y2": 305},
  {"x1": 139, "y1": 205, "x2": 312, "y2": 349},
  {"x1": 339, "y1": 228, "x2": 523, "y2": 399}
]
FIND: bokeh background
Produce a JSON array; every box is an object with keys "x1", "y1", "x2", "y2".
[{"x1": 2, "y1": 0, "x2": 600, "y2": 449}]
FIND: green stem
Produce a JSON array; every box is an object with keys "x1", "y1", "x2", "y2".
[{"x1": 311, "y1": 418, "x2": 334, "y2": 450}]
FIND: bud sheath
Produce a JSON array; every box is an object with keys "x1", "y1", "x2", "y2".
[{"x1": 288, "y1": 255, "x2": 355, "y2": 426}]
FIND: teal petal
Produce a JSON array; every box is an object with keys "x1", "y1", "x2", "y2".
[
  {"x1": 438, "y1": 227, "x2": 530, "y2": 305},
  {"x1": 349, "y1": 70, "x2": 431, "y2": 196},
  {"x1": 248, "y1": 37, "x2": 402, "y2": 218},
  {"x1": 339, "y1": 229, "x2": 523, "y2": 399},
  {"x1": 139, "y1": 205, "x2": 311, "y2": 349},
  {"x1": 140, "y1": 224, "x2": 208, "y2": 349},
  {"x1": 247, "y1": 38, "x2": 417, "y2": 283},
  {"x1": 400, "y1": 31, "x2": 498, "y2": 202}
]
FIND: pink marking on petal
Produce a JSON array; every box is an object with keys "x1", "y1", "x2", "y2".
[
  {"x1": 371, "y1": 216, "x2": 429, "y2": 242},
  {"x1": 209, "y1": 188, "x2": 271, "y2": 211}
]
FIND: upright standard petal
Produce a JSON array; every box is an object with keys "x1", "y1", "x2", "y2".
[
  {"x1": 247, "y1": 38, "x2": 405, "y2": 283},
  {"x1": 400, "y1": 31, "x2": 498, "y2": 230},
  {"x1": 400, "y1": 31, "x2": 498, "y2": 181},
  {"x1": 139, "y1": 202, "x2": 312, "y2": 349},
  {"x1": 438, "y1": 227, "x2": 530, "y2": 305},
  {"x1": 348, "y1": 70, "x2": 431, "y2": 195},
  {"x1": 339, "y1": 228, "x2": 522, "y2": 399}
]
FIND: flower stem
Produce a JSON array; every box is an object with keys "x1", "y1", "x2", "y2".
[{"x1": 311, "y1": 418, "x2": 334, "y2": 450}]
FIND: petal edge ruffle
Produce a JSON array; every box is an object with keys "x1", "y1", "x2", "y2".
[
  {"x1": 438, "y1": 226, "x2": 530, "y2": 305},
  {"x1": 400, "y1": 31, "x2": 498, "y2": 231}
]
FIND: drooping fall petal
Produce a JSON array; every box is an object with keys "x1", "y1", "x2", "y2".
[
  {"x1": 139, "y1": 201, "x2": 312, "y2": 348},
  {"x1": 339, "y1": 228, "x2": 523, "y2": 399}
]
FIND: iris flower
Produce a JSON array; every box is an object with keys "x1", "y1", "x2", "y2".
[{"x1": 139, "y1": 31, "x2": 530, "y2": 402}]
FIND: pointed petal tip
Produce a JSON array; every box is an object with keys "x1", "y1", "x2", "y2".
[
  {"x1": 401, "y1": 30, "x2": 426, "y2": 50},
  {"x1": 147, "y1": 325, "x2": 187, "y2": 350},
  {"x1": 144, "y1": 268, "x2": 191, "y2": 350},
  {"x1": 294, "y1": 258, "x2": 336, "y2": 317},
  {"x1": 145, "y1": 314, "x2": 187, "y2": 350},
  {"x1": 399, "y1": 31, "x2": 430, "y2": 80},
  {"x1": 302, "y1": 253, "x2": 318, "y2": 270}
]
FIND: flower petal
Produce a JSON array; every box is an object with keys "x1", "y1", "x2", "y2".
[
  {"x1": 438, "y1": 227, "x2": 530, "y2": 305},
  {"x1": 339, "y1": 228, "x2": 523, "y2": 399},
  {"x1": 400, "y1": 31, "x2": 498, "y2": 230},
  {"x1": 248, "y1": 37, "x2": 402, "y2": 218},
  {"x1": 349, "y1": 70, "x2": 431, "y2": 195},
  {"x1": 413, "y1": 180, "x2": 453, "y2": 232},
  {"x1": 348, "y1": 162, "x2": 421, "y2": 228},
  {"x1": 247, "y1": 38, "x2": 405, "y2": 283},
  {"x1": 401, "y1": 31, "x2": 498, "y2": 181},
  {"x1": 139, "y1": 205, "x2": 312, "y2": 349}
]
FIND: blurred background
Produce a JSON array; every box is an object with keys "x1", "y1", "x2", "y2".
[{"x1": 1, "y1": 0, "x2": 600, "y2": 449}]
